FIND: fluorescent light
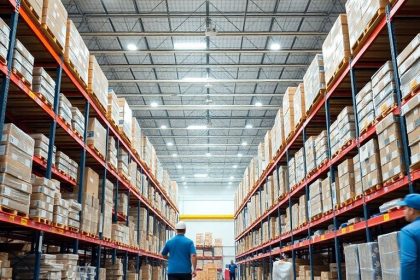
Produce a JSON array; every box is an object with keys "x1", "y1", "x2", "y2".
[
  {"x1": 172, "y1": 153, "x2": 178, "y2": 157},
  {"x1": 151, "y1": 102, "x2": 159, "y2": 107},
  {"x1": 182, "y1": 77, "x2": 213, "y2": 83},
  {"x1": 237, "y1": 153, "x2": 243, "y2": 157},
  {"x1": 205, "y1": 152, "x2": 211, "y2": 157},
  {"x1": 270, "y1": 42, "x2": 281, "y2": 51},
  {"x1": 194, "y1": 173, "x2": 208, "y2": 178},
  {"x1": 187, "y1": 125, "x2": 208, "y2": 130},
  {"x1": 160, "y1": 125, "x2": 167, "y2": 129},
  {"x1": 177, "y1": 165, "x2": 182, "y2": 169},
  {"x1": 255, "y1": 102, "x2": 262, "y2": 107},
  {"x1": 242, "y1": 141, "x2": 248, "y2": 146},
  {"x1": 228, "y1": 182, "x2": 232, "y2": 185},
  {"x1": 166, "y1": 142, "x2": 173, "y2": 146},
  {"x1": 174, "y1": 42, "x2": 207, "y2": 50},
  {"x1": 232, "y1": 165, "x2": 238, "y2": 169},
  {"x1": 229, "y1": 176, "x2": 234, "y2": 180},
  {"x1": 245, "y1": 124, "x2": 253, "y2": 129},
  {"x1": 181, "y1": 176, "x2": 185, "y2": 180},
  {"x1": 127, "y1": 43, "x2": 138, "y2": 51}
]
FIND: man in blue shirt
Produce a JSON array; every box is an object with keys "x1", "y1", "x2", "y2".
[
  {"x1": 162, "y1": 221, "x2": 197, "y2": 280},
  {"x1": 398, "y1": 193, "x2": 420, "y2": 280},
  {"x1": 228, "y1": 260, "x2": 238, "y2": 280}
]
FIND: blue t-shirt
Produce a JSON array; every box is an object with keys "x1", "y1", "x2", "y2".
[
  {"x1": 229, "y1": 264, "x2": 237, "y2": 273},
  {"x1": 399, "y1": 217, "x2": 420, "y2": 280},
  {"x1": 162, "y1": 234, "x2": 196, "y2": 274}
]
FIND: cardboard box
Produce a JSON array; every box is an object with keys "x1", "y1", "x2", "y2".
[
  {"x1": 41, "y1": 0, "x2": 68, "y2": 49},
  {"x1": 32, "y1": 67, "x2": 55, "y2": 106},
  {"x1": 88, "y1": 55, "x2": 108, "y2": 111},
  {"x1": 283, "y1": 87, "x2": 297, "y2": 139},
  {"x1": 82, "y1": 167, "x2": 99, "y2": 198},
  {"x1": 87, "y1": 118, "x2": 107, "y2": 158},
  {"x1": 303, "y1": 54, "x2": 325, "y2": 113},
  {"x1": 117, "y1": 98, "x2": 133, "y2": 141},
  {"x1": 107, "y1": 89, "x2": 120, "y2": 127},
  {"x1": 131, "y1": 117, "x2": 142, "y2": 156}
]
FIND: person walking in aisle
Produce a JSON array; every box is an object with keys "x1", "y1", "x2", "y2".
[
  {"x1": 162, "y1": 221, "x2": 197, "y2": 280},
  {"x1": 228, "y1": 260, "x2": 238, "y2": 280},
  {"x1": 398, "y1": 193, "x2": 420, "y2": 280}
]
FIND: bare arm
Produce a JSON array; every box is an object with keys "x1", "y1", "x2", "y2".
[{"x1": 191, "y1": 254, "x2": 197, "y2": 277}]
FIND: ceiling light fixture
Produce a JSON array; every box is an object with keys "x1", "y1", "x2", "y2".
[
  {"x1": 166, "y1": 142, "x2": 173, "y2": 146},
  {"x1": 232, "y1": 165, "x2": 238, "y2": 169},
  {"x1": 150, "y1": 102, "x2": 159, "y2": 107},
  {"x1": 255, "y1": 102, "x2": 262, "y2": 107},
  {"x1": 181, "y1": 176, "x2": 185, "y2": 180},
  {"x1": 187, "y1": 125, "x2": 208, "y2": 130},
  {"x1": 160, "y1": 125, "x2": 167, "y2": 129},
  {"x1": 229, "y1": 176, "x2": 234, "y2": 180},
  {"x1": 182, "y1": 77, "x2": 213, "y2": 83},
  {"x1": 242, "y1": 141, "x2": 248, "y2": 146},
  {"x1": 229, "y1": 182, "x2": 233, "y2": 185},
  {"x1": 245, "y1": 124, "x2": 253, "y2": 129},
  {"x1": 237, "y1": 153, "x2": 243, "y2": 157},
  {"x1": 172, "y1": 153, "x2": 178, "y2": 157},
  {"x1": 127, "y1": 43, "x2": 138, "y2": 51},
  {"x1": 176, "y1": 165, "x2": 182, "y2": 169},
  {"x1": 194, "y1": 173, "x2": 208, "y2": 178},
  {"x1": 205, "y1": 152, "x2": 211, "y2": 157},
  {"x1": 174, "y1": 42, "x2": 207, "y2": 50},
  {"x1": 269, "y1": 42, "x2": 281, "y2": 51}
]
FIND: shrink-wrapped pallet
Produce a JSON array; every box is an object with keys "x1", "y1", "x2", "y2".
[
  {"x1": 378, "y1": 231, "x2": 400, "y2": 280},
  {"x1": 295, "y1": 147, "x2": 305, "y2": 184},
  {"x1": 322, "y1": 14, "x2": 350, "y2": 85},
  {"x1": 108, "y1": 135, "x2": 118, "y2": 169},
  {"x1": 71, "y1": 106, "x2": 85, "y2": 137},
  {"x1": 118, "y1": 98, "x2": 133, "y2": 141},
  {"x1": 401, "y1": 94, "x2": 420, "y2": 167},
  {"x1": 303, "y1": 55, "x2": 325, "y2": 114},
  {"x1": 283, "y1": 87, "x2": 296, "y2": 139},
  {"x1": 58, "y1": 93, "x2": 73, "y2": 125},
  {"x1": 87, "y1": 118, "x2": 107, "y2": 159},
  {"x1": 32, "y1": 67, "x2": 56, "y2": 106},
  {"x1": 118, "y1": 147, "x2": 129, "y2": 179},
  {"x1": 372, "y1": 61, "x2": 397, "y2": 117},
  {"x1": 315, "y1": 130, "x2": 328, "y2": 168},
  {"x1": 397, "y1": 34, "x2": 420, "y2": 99},
  {"x1": 305, "y1": 136, "x2": 316, "y2": 173},
  {"x1": 357, "y1": 138, "x2": 382, "y2": 193},
  {"x1": 30, "y1": 133, "x2": 56, "y2": 163},
  {"x1": 358, "y1": 242, "x2": 382, "y2": 280},
  {"x1": 0, "y1": 18, "x2": 10, "y2": 65},
  {"x1": 338, "y1": 158, "x2": 355, "y2": 203},
  {"x1": 41, "y1": 0, "x2": 68, "y2": 50},
  {"x1": 298, "y1": 194, "x2": 307, "y2": 226},
  {"x1": 264, "y1": 130, "x2": 273, "y2": 167},
  {"x1": 132, "y1": 117, "x2": 142, "y2": 156},
  {"x1": 272, "y1": 109, "x2": 285, "y2": 153},
  {"x1": 344, "y1": 244, "x2": 361, "y2": 280},
  {"x1": 13, "y1": 40, "x2": 34, "y2": 87},
  {"x1": 64, "y1": 19, "x2": 89, "y2": 85},
  {"x1": 293, "y1": 83, "x2": 305, "y2": 126},
  {"x1": 309, "y1": 179, "x2": 323, "y2": 219},
  {"x1": 88, "y1": 55, "x2": 108, "y2": 111},
  {"x1": 107, "y1": 89, "x2": 120, "y2": 126},
  {"x1": 288, "y1": 156, "x2": 296, "y2": 188},
  {"x1": 356, "y1": 82, "x2": 375, "y2": 132}
]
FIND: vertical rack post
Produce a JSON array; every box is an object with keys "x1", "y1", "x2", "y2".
[
  {"x1": 325, "y1": 99, "x2": 343, "y2": 280},
  {"x1": 136, "y1": 199, "x2": 141, "y2": 273},
  {"x1": 123, "y1": 191, "x2": 130, "y2": 280},
  {"x1": 285, "y1": 149, "x2": 296, "y2": 280},
  {"x1": 385, "y1": 4, "x2": 414, "y2": 193},
  {"x1": 112, "y1": 139, "x2": 120, "y2": 263}
]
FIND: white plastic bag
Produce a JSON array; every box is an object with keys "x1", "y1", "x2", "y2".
[{"x1": 273, "y1": 260, "x2": 293, "y2": 280}]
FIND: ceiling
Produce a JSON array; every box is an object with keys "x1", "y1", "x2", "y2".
[{"x1": 63, "y1": 0, "x2": 346, "y2": 191}]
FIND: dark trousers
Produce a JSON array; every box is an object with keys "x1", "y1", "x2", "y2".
[
  {"x1": 230, "y1": 272, "x2": 236, "y2": 280},
  {"x1": 168, "y1": 273, "x2": 192, "y2": 280}
]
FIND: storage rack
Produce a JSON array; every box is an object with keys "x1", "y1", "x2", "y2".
[
  {"x1": 234, "y1": 1, "x2": 419, "y2": 279},
  {"x1": 0, "y1": 0, "x2": 178, "y2": 279}
]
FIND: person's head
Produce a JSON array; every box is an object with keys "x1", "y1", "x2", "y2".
[
  {"x1": 231, "y1": 260, "x2": 234, "y2": 264},
  {"x1": 399, "y1": 194, "x2": 420, "y2": 222},
  {"x1": 175, "y1": 221, "x2": 187, "y2": 234}
]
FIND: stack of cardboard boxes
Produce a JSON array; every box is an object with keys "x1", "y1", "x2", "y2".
[
  {"x1": 105, "y1": 259, "x2": 124, "y2": 280},
  {"x1": 87, "y1": 118, "x2": 107, "y2": 159},
  {"x1": 376, "y1": 114, "x2": 405, "y2": 183},
  {"x1": 79, "y1": 167, "x2": 100, "y2": 236},
  {"x1": 58, "y1": 94, "x2": 73, "y2": 125},
  {"x1": 272, "y1": 109, "x2": 285, "y2": 154},
  {"x1": 132, "y1": 118, "x2": 142, "y2": 156},
  {"x1": 107, "y1": 89, "x2": 121, "y2": 126},
  {"x1": 13, "y1": 40, "x2": 34, "y2": 88},
  {"x1": 283, "y1": 87, "x2": 297, "y2": 140},
  {"x1": 0, "y1": 124, "x2": 35, "y2": 216},
  {"x1": 309, "y1": 179, "x2": 323, "y2": 219},
  {"x1": 322, "y1": 14, "x2": 350, "y2": 85},
  {"x1": 32, "y1": 67, "x2": 56, "y2": 106},
  {"x1": 402, "y1": 95, "x2": 419, "y2": 167},
  {"x1": 298, "y1": 195, "x2": 307, "y2": 227},
  {"x1": 31, "y1": 133, "x2": 55, "y2": 162},
  {"x1": 330, "y1": 107, "x2": 356, "y2": 156},
  {"x1": 99, "y1": 179, "x2": 113, "y2": 240},
  {"x1": 53, "y1": 192, "x2": 70, "y2": 227},
  {"x1": 0, "y1": 18, "x2": 9, "y2": 63},
  {"x1": 288, "y1": 157, "x2": 296, "y2": 188},
  {"x1": 315, "y1": 130, "x2": 329, "y2": 168},
  {"x1": 305, "y1": 136, "x2": 316, "y2": 174},
  {"x1": 88, "y1": 55, "x2": 108, "y2": 111},
  {"x1": 356, "y1": 82, "x2": 375, "y2": 132},
  {"x1": 117, "y1": 98, "x2": 133, "y2": 141},
  {"x1": 371, "y1": 61, "x2": 397, "y2": 117},
  {"x1": 337, "y1": 158, "x2": 355, "y2": 203},
  {"x1": 64, "y1": 19, "x2": 89, "y2": 85},
  {"x1": 111, "y1": 223, "x2": 130, "y2": 245},
  {"x1": 0, "y1": 252, "x2": 12, "y2": 279},
  {"x1": 398, "y1": 34, "x2": 419, "y2": 99},
  {"x1": 294, "y1": 83, "x2": 306, "y2": 127},
  {"x1": 41, "y1": 0, "x2": 68, "y2": 50},
  {"x1": 14, "y1": 254, "x2": 64, "y2": 279},
  {"x1": 55, "y1": 254, "x2": 79, "y2": 280},
  {"x1": 117, "y1": 193, "x2": 128, "y2": 217},
  {"x1": 303, "y1": 54, "x2": 325, "y2": 114},
  {"x1": 118, "y1": 148, "x2": 129, "y2": 179},
  {"x1": 67, "y1": 199, "x2": 82, "y2": 230},
  {"x1": 295, "y1": 148, "x2": 305, "y2": 184},
  {"x1": 55, "y1": 151, "x2": 78, "y2": 181},
  {"x1": 321, "y1": 174, "x2": 338, "y2": 213},
  {"x1": 71, "y1": 107, "x2": 85, "y2": 137},
  {"x1": 378, "y1": 231, "x2": 400, "y2": 279},
  {"x1": 354, "y1": 139, "x2": 382, "y2": 195},
  {"x1": 108, "y1": 136, "x2": 118, "y2": 170},
  {"x1": 29, "y1": 176, "x2": 57, "y2": 223}
]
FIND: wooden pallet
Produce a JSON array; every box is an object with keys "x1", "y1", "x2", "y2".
[
  {"x1": 335, "y1": 197, "x2": 354, "y2": 210},
  {"x1": 0, "y1": 54, "x2": 7, "y2": 66},
  {"x1": 82, "y1": 231, "x2": 97, "y2": 238},
  {"x1": 103, "y1": 237, "x2": 112, "y2": 242},
  {"x1": 69, "y1": 226, "x2": 79, "y2": 233},
  {"x1": 402, "y1": 85, "x2": 420, "y2": 103},
  {"x1": 383, "y1": 172, "x2": 404, "y2": 187},
  {"x1": 360, "y1": 119, "x2": 376, "y2": 135},
  {"x1": 323, "y1": 209, "x2": 333, "y2": 216},
  {"x1": 363, "y1": 184, "x2": 382, "y2": 195},
  {"x1": 351, "y1": 8, "x2": 386, "y2": 56},
  {"x1": 53, "y1": 222, "x2": 67, "y2": 229},
  {"x1": 326, "y1": 58, "x2": 350, "y2": 90},
  {"x1": 410, "y1": 160, "x2": 420, "y2": 172},
  {"x1": 41, "y1": 23, "x2": 64, "y2": 52},
  {"x1": 310, "y1": 213, "x2": 322, "y2": 222},
  {"x1": 64, "y1": 58, "x2": 87, "y2": 89},
  {"x1": 306, "y1": 89, "x2": 326, "y2": 114},
  {"x1": 0, "y1": 205, "x2": 28, "y2": 218},
  {"x1": 88, "y1": 144, "x2": 106, "y2": 161},
  {"x1": 33, "y1": 91, "x2": 53, "y2": 109},
  {"x1": 106, "y1": 112, "x2": 119, "y2": 129},
  {"x1": 332, "y1": 139, "x2": 354, "y2": 158},
  {"x1": 31, "y1": 216, "x2": 52, "y2": 225},
  {"x1": 73, "y1": 128, "x2": 83, "y2": 140},
  {"x1": 12, "y1": 68, "x2": 31, "y2": 87},
  {"x1": 58, "y1": 115, "x2": 72, "y2": 129},
  {"x1": 376, "y1": 103, "x2": 397, "y2": 122},
  {"x1": 22, "y1": 0, "x2": 42, "y2": 23},
  {"x1": 88, "y1": 91, "x2": 107, "y2": 115}
]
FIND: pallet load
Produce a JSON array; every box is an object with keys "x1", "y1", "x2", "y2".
[
  {"x1": 376, "y1": 114, "x2": 406, "y2": 183},
  {"x1": 344, "y1": 244, "x2": 361, "y2": 280},
  {"x1": 64, "y1": 19, "x2": 89, "y2": 85},
  {"x1": 71, "y1": 107, "x2": 85, "y2": 137},
  {"x1": 76, "y1": 266, "x2": 96, "y2": 279},
  {"x1": 257, "y1": 142, "x2": 265, "y2": 176},
  {"x1": 55, "y1": 254, "x2": 79, "y2": 280},
  {"x1": 278, "y1": 166, "x2": 288, "y2": 197},
  {"x1": 264, "y1": 130, "x2": 273, "y2": 170},
  {"x1": 99, "y1": 179, "x2": 113, "y2": 240},
  {"x1": 0, "y1": 18, "x2": 10, "y2": 64},
  {"x1": 322, "y1": 14, "x2": 350, "y2": 86},
  {"x1": 303, "y1": 54, "x2": 325, "y2": 114},
  {"x1": 288, "y1": 156, "x2": 296, "y2": 188},
  {"x1": 283, "y1": 87, "x2": 297, "y2": 140},
  {"x1": 53, "y1": 193, "x2": 70, "y2": 228},
  {"x1": 401, "y1": 95, "x2": 420, "y2": 168},
  {"x1": 30, "y1": 133, "x2": 56, "y2": 163},
  {"x1": 58, "y1": 94, "x2": 73, "y2": 126},
  {"x1": 397, "y1": 34, "x2": 420, "y2": 99},
  {"x1": 305, "y1": 136, "x2": 316, "y2": 174},
  {"x1": 29, "y1": 176, "x2": 58, "y2": 223},
  {"x1": 0, "y1": 252, "x2": 12, "y2": 279},
  {"x1": 107, "y1": 89, "x2": 121, "y2": 127},
  {"x1": 298, "y1": 194, "x2": 307, "y2": 227},
  {"x1": 131, "y1": 117, "x2": 142, "y2": 156},
  {"x1": 108, "y1": 136, "x2": 118, "y2": 170},
  {"x1": 338, "y1": 158, "x2": 355, "y2": 204},
  {"x1": 321, "y1": 175, "x2": 334, "y2": 213},
  {"x1": 346, "y1": 0, "x2": 387, "y2": 55},
  {"x1": 118, "y1": 147, "x2": 129, "y2": 180},
  {"x1": 129, "y1": 161, "x2": 138, "y2": 188},
  {"x1": 355, "y1": 138, "x2": 382, "y2": 195},
  {"x1": 117, "y1": 98, "x2": 133, "y2": 141},
  {"x1": 78, "y1": 167, "x2": 100, "y2": 236},
  {"x1": 32, "y1": 67, "x2": 56, "y2": 107},
  {"x1": 272, "y1": 109, "x2": 285, "y2": 154},
  {"x1": 371, "y1": 61, "x2": 397, "y2": 118},
  {"x1": 117, "y1": 193, "x2": 128, "y2": 217},
  {"x1": 0, "y1": 124, "x2": 35, "y2": 216},
  {"x1": 67, "y1": 199, "x2": 82, "y2": 231},
  {"x1": 292, "y1": 83, "x2": 306, "y2": 128},
  {"x1": 378, "y1": 231, "x2": 400, "y2": 279},
  {"x1": 315, "y1": 130, "x2": 329, "y2": 168},
  {"x1": 331, "y1": 107, "x2": 356, "y2": 156},
  {"x1": 55, "y1": 151, "x2": 78, "y2": 181},
  {"x1": 112, "y1": 223, "x2": 130, "y2": 245},
  {"x1": 14, "y1": 254, "x2": 64, "y2": 279},
  {"x1": 13, "y1": 40, "x2": 34, "y2": 87},
  {"x1": 106, "y1": 259, "x2": 124, "y2": 280},
  {"x1": 356, "y1": 82, "x2": 375, "y2": 133},
  {"x1": 309, "y1": 179, "x2": 323, "y2": 220},
  {"x1": 41, "y1": 0, "x2": 68, "y2": 50},
  {"x1": 295, "y1": 148, "x2": 305, "y2": 184},
  {"x1": 87, "y1": 118, "x2": 107, "y2": 159},
  {"x1": 358, "y1": 242, "x2": 382, "y2": 279},
  {"x1": 88, "y1": 55, "x2": 108, "y2": 112}
]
